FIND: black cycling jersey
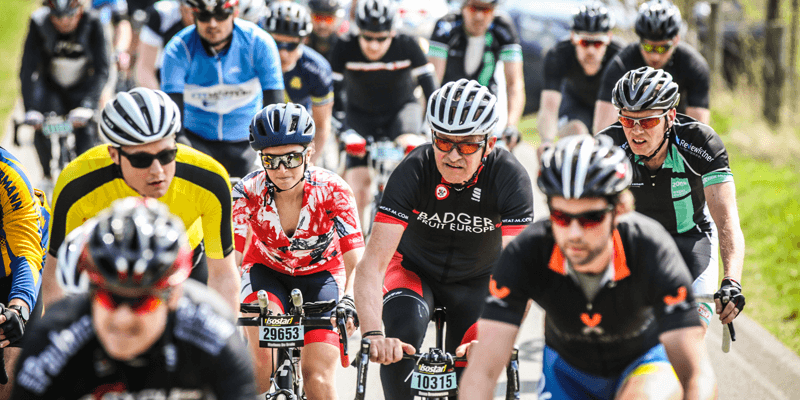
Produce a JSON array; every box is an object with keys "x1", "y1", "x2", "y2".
[
  {"x1": 597, "y1": 42, "x2": 710, "y2": 112},
  {"x1": 12, "y1": 281, "x2": 257, "y2": 400},
  {"x1": 20, "y1": 7, "x2": 110, "y2": 111},
  {"x1": 308, "y1": 31, "x2": 339, "y2": 64},
  {"x1": 330, "y1": 33, "x2": 435, "y2": 115},
  {"x1": 599, "y1": 116, "x2": 733, "y2": 235},
  {"x1": 141, "y1": 0, "x2": 186, "y2": 51},
  {"x1": 428, "y1": 12, "x2": 522, "y2": 94},
  {"x1": 375, "y1": 145, "x2": 534, "y2": 283},
  {"x1": 483, "y1": 213, "x2": 701, "y2": 377}
]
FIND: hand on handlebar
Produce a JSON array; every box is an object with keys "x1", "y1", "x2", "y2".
[
  {"x1": 367, "y1": 335, "x2": 416, "y2": 365},
  {"x1": 335, "y1": 294, "x2": 359, "y2": 337},
  {"x1": 341, "y1": 129, "x2": 367, "y2": 158},
  {"x1": 68, "y1": 107, "x2": 95, "y2": 128},
  {"x1": 502, "y1": 126, "x2": 521, "y2": 150},
  {"x1": 455, "y1": 340, "x2": 478, "y2": 361},
  {"x1": 714, "y1": 277, "x2": 745, "y2": 324},
  {"x1": 24, "y1": 111, "x2": 44, "y2": 129}
]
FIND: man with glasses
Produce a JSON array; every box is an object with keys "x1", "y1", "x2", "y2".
[
  {"x1": 263, "y1": 2, "x2": 334, "y2": 166},
  {"x1": 593, "y1": 0, "x2": 710, "y2": 133},
  {"x1": 308, "y1": 0, "x2": 347, "y2": 63},
  {"x1": 538, "y1": 2, "x2": 623, "y2": 151},
  {"x1": 41, "y1": 88, "x2": 241, "y2": 315},
  {"x1": 599, "y1": 67, "x2": 746, "y2": 334},
  {"x1": 427, "y1": 0, "x2": 525, "y2": 148},
  {"x1": 13, "y1": 198, "x2": 258, "y2": 400},
  {"x1": 354, "y1": 79, "x2": 534, "y2": 400},
  {"x1": 459, "y1": 134, "x2": 717, "y2": 400},
  {"x1": 161, "y1": 0, "x2": 284, "y2": 179},
  {"x1": 331, "y1": 0, "x2": 437, "y2": 223}
]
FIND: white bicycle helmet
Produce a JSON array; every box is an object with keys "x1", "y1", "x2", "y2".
[
  {"x1": 56, "y1": 223, "x2": 93, "y2": 296},
  {"x1": 238, "y1": 0, "x2": 266, "y2": 23},
  {"x1": 427, "y1": 79, "x2": 498, "y2": 136},
  {"x1": 99, "y1": 87, "x2": 182, "y2": 147}
]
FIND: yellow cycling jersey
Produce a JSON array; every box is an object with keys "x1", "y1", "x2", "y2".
[{"x1": 48, "y1": 144, "x2": 234, "y2": 259}]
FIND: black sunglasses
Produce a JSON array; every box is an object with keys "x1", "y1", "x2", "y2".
[
  {"x1": 275, "y1": 41, "x2": 302, "y2": 51},
  {"x1": 549, "y1": 205, "x2": 614, "y2": 229},
  {"x1": 118, "y1": 148, "x2": 178, "y2": 169},
  {"x1": 261, "y1": 149, "x2": 308, "y2": 170},
  {"x1": 194, "y1": 9, "x2": 233, "y2": 22},
  {"x1": 432, "y1": 134, "x2": 486, "y2": 155},
  {"x1": 359, "y1": 34, "x2": 391, "y2": 43}
]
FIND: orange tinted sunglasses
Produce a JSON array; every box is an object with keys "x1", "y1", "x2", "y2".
[
  {"x1": 312, "y1": 14, "x2": 336, "y2": 24},
  {"x1": 618, "y1": 110, "x2": 670, "y2": 129},
  {"x1": 466, "y1": 4, "x2": 495, "y2": 14},
  {"x1": 577, "y1": 39, "x2": 608, "y2": 48},
  {"x1": 94, "y1": 289, "x2": 164, "y2": 315}
]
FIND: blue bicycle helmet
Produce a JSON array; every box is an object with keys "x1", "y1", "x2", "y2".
[{"x1": 249, "y1": 103, "x2": 316, "y2": 151}]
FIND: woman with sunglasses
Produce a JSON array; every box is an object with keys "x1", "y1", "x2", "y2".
[
  {"x1": 593, "y1": 0, "x2": 710, "y2": 133},
  {"x1": 459, "y1": 134, "x2": 718, "y2": 400},
  {"x1": 353, "y1": 79, "x2": 534, "y2": 400},
  {"x1": 14, "y1": 198, "x2": 258, "y2": 400},
  {"x1": 600, "y1": 66, "x2": 746, "y2": 335},
  {"x1": 232, "y1": 103, "x2": 364, "y2": 399}
]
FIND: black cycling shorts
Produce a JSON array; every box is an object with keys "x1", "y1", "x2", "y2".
[
  {"x1": 345, "y1": 102, "x2": 423, "y2": 169},
  {"x1": 0, "y1": 277, "x2": 44, "y2": 348},
  {"x1": 181, "y1": 130, "x2": 259, "y2": 179}
]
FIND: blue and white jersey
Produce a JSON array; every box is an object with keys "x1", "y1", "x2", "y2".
[{"x1": 161, "y1": 19, "x2": 284, "y2": 142}]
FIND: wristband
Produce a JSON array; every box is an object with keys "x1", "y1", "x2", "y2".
[
  {"x1": 362, "y1": 330, "x2": 384, "y2": 338},
  {"x1": 723, "y1": 277, "x2": 740, "y2": 286}
]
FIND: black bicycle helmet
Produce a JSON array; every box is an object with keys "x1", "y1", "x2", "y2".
[
  {"x1": 249, "y1": 103, "x2": 315, "y2": 151},
  {"x1": 100, "y1": 87, "x2": 182, "y2": 147},
  {"x1": 538, "y1": 134, "x2": 632, "y2": 200},
  {"x1": 635, "y1": 0, "x2": 682, "y2": 41},
  {"x1": 308, "y1": 0, "x2": 344, "y2": 17},
  {"x1": 45, "y1": 0, "x2": 89, "y2": 17},
  {"x1": 264, "y1": 1, "x2": 313, "y2": 38},
  {"x1": 612, "y1": 66, "x2": 680, "y2": 111},
  {"x1": 355, "y1": 0, "x2": 397, "y2": 32},
  {"x1": 572, "y1": 2, "x2": 614, "y2": 33},
  {"x1": 182, "y1": 0, "x2": 237, "y2": 13},
  {"x1": 83, "y1": 198, "x2": 192, "y2": 295},
  {"x1": 427, "y1": 79, "x2": 499, "y2": 136}
]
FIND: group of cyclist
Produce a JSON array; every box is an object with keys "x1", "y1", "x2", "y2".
[{"x1": 3, "y1": 0, "x2": 749, "y2": 399}]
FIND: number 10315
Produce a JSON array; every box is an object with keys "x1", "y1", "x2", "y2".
[{"x1": 411, "y1": 372, "x2": 456, "y2": 391}]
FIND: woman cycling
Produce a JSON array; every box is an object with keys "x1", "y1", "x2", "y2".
[{"x1": 232, "y1": 103, "x2": 363, "y2": 399}]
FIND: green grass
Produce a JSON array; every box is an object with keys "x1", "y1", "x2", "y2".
[{"x1": 0, "y1": 1, "x2": 40, "y2": 135}]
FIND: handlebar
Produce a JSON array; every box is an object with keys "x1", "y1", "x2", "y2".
[{"x1": 695, "y1": 294, "x2": 735, "y2": 353}]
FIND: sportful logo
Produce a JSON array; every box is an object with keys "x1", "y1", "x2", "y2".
[{"x1": 471, "y1": 188, "x2": 481, "y2": 202}]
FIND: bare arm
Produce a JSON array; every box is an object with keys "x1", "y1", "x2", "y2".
[
  {"x1": 536, "y1": 90, "x2": 562, "y2": 145},
  {"x1": 114, "y1": 19, "x2": 133, "y2": 72},
  {"x1": 705, "y1": 181, "x2": 744, "y2": 282},
  {"x1": 310, "y1": 102, "x2": 333, "y2": 165},
  {"x1": 660, "y1": 326, "x2": 718, "y2": 400},
  {"x1": 502, "y1": 235, "x2": 517, "y2": 249},
  {"x1": 354, "y1": 222, "x2": 405, "y2": 334},
  {"x1": 504, "y1": 60, "x2": 525, "y2": 128},
  {"x1": 134, "y1": 41, "x2": 161, "y2": 90},
  {"x1": 428, "y1": 56, "x2": 446, "y2": 86},
  {"x1": 41, "y1": 255, "x2": 63, "y2": 309},
  {"x1": 592, "y1": 100, "x2": 617, "y2": 134},
  {"x1": 458, "y1": 319, "x2": 519, "y2": 400},
  {"x1": 686, "y1": 107, "x2": 710, "y2": 125},
  {"x1": 207, "y1": 253, "x2": 242, "y2": 313},
  {"x1": 342, "y1": 246, "x2": 364, "y2": 296}
]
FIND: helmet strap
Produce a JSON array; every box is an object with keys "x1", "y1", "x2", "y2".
[{"x1": 639, "y1": 117, "x2": 670, "y2": 162}]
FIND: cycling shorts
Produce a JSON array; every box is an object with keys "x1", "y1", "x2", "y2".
[
  {"x1": 0, "y1": 277, "x2": 43, "y2": 348},
  {"x1": 344, "y1": 102, "x2": 423, "y2": 169},
  {"x1": 241, "y1": 264, "x2": 344, "y2": 347},
  {"x1": 673, "y1": 230, "x2": 719, "y2": 326},
  {"x1": 538, "y1": 344, "x2": 675, "y2": 400},
  {"x1": 181, "y1": 130, "x2": 259, "y2": 179}
]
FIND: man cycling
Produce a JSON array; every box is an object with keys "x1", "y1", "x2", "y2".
[
  {"x1": 20, "y1": 0, "x2": 110, "y2": 192},
  {"x1": 134, "y1": 0, "x2": 194, "y2": 89},
  {"x1": 538, "y1": 2, "x2": 623, "y2": 148},
  {"x1": 13, "y1": 198, "x2": 258, "y2": 400},
  {"x1": 161, "y1": 0, "x2": 284, "y2": 179},
  {"x1": 41, "y1": 87, "x2": 240, "y2": 313},
  {"x1": 353, "y1": 79, "x2": 534, "y2": 400},
  {"x1": 428, "y1": 0, "x2": 525, "y2": 148},
  {"x1": 459, "y1": 134, "x2": 717, "y2": 400},
  {"x1": 307, "y1": 0, "x2": 346, "y2": 64},
  {"x1": 237, "y1": 0, "x2": 266, "y2": 24},
  {"x1": 593, "y1": 0, "x2": 710, "y2": 133},
  {"x1": 234, "y1": 103, "x2": 363, "y2": 398},
  {"x1": 263, "y1": 2, "x2": 334, "y2": 166},
  {"x1": 331, "y1": 0, "x2": 437, "y2": 221},
  {"x1": 599, "y1": 66, "x2": 746, "y2": 330}
]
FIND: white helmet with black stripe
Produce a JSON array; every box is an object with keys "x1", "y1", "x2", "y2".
[
  {"x1": 427, "y1": 79, "x2": 499, "y2": 136},
  {"x1": 56, "y1": 222, "x2": 93, "y2": 295},
  {"x1": 99, "y1": 87, "x2": 182, "y2": 147}
]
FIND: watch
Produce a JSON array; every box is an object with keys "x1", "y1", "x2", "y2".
[{"x1": 8, "y1": 305, "x2": 29, "y2": 324}]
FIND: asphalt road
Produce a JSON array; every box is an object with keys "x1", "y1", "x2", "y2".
[{"x1": 5, "y1": 103, "x2": 800, "y2": 399}]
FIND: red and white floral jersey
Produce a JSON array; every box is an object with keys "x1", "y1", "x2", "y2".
[{"x1": 232, "y1": 167, "x2": 364, "y2": 275}]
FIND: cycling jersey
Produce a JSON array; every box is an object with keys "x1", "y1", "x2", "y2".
[
  {"x1": 139, "y1": 0, "x2": 187, "y2": 69},
  {"x1": 161, "y1": 19, "x2": 284, "y2": 142},
  {"x1": 13, "y1": 280, "x2": 257, "y2": 400},
  {"x1": 597, "y1": 43, "x2": 710, "y2": 112},
  {"x1": 232, "y1": 166, "x2": 364, "y2": 276},
  {"x1": 428, "y1": 12, "x2": 522, "y2": 94},
  {"x1": 48, "y1": 144, "x2": 234, "y2": 261},
  {"x1": 483, "y1": 213, "x2": 701, "y2": 377},
  {"x1": 282, "y1": 46, "x2": 334, "y2": 113},
  {"x1": 92, "y1": 0, "x2": 129, "y2": 25},
  {"x1": 375, "y1": 145, "x2": 534, "y2": 283},
  {"x1": 599, "y1": 116, "x2": 733, "y2": 235},
  {"x1": 330, "y1": 33, "x2": 435, "y2": 115},
  {"x1": 0, "y1": 149, "x2": 47, "y2": 313}
]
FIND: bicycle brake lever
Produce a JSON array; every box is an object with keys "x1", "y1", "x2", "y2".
[{"x1": 336, "y1": 307, "x2": 349, "y2": 367}]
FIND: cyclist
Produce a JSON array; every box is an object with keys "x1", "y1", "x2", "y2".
[
  {"x1": 353, "y1": 79, "x2": 534, "y2": 400},
  {"x1": 459, "y1": 134, "x2": 717, "y2": 400},
  {"x1": 134, "y1": 0, "x2": 194, "y2": 89},
  {"x1": 41, "y1": 87, "x2": 240, "y2": 313},
  {"x1": 234, "y1": 103, "x2": 363, "y2": 398},
  {"x1": 19, "y1": 0, "x2": 110, "y2": 192},
  {"x1": 593, "y1": 0, "x2": 710, "y2": 133},
  {"x1": 0, "y1": 148, "x2": 50, "y2": 399},
  {"x1": 161, "y1": 0, "x2": 284, "y2": 178},
  {"x1": 263, "y1": 2, "x2": 334, "y2": 166},
  {"x1": 12, "y1": 198, "x2": 258, "y2": 400},
  {"x1": 427, "y1": 0, "x2": 525, "y2": 148},
  {"x1": 331, "y1": 0, "x2": 437, "y2": 221},
  {"x1": 599, "y1": 67, "x2": 745, "y2": 330},
  {"x1": 538, "y1": 2, "x2": 623, "y2": 149},
  {"x1": 237, "y1": 0, "x2": 267, "y2": 24},
  {"x1": 307, "y1": 0, "x2": 347, "y2": 64}
]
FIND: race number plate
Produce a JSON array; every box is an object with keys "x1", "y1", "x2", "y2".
[
  {"x1": 410, "y1": 363, "x2": 457, "y2": 398},
  {"x1": 258, "y1": 316, "x2": 304, "y2": 348},
  {"x1": 42, "y1": 121, "x2": 72, "y2": 137}
]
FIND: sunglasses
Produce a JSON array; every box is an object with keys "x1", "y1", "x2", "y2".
[
  {"x1": 359, "y1": 34, "x2": 391, "y2": 43},
  {"x1": 577, "y1": 39, "x2": 608, "y2": 48},
  {"x1": 312, "y1": 14, "x2": 337, "y2": 24},
  {"x1": 194, "y1": 9, "x2": 233, "y2": 22},
  {"x1": 640, "y1": 41, "x2": 674, "y2": 54},
  {"x1": 466, "y1": 4, "x2": 495, "y2": 14},
  {"x1": 432, "y1": 135, "x2": 486, "y2": 156},
  {"x1": 94, "y1": 289, "x2": 165, "y2": 315},
  {"x1": 275, "y1": 40, "x2": 302, "y2": 51},
  {"x1": 118, "y1": 148, "x2": 178, "y2": 169},
  {"x1": 550, "y1": 205, "x2": 614, "y2": 229},
  {"x1": 261, "y1": 149, "x2": 308, "y2": 170},
  {"x1": 618, "y1": 110, "x2": 670, "y2": 129}
]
